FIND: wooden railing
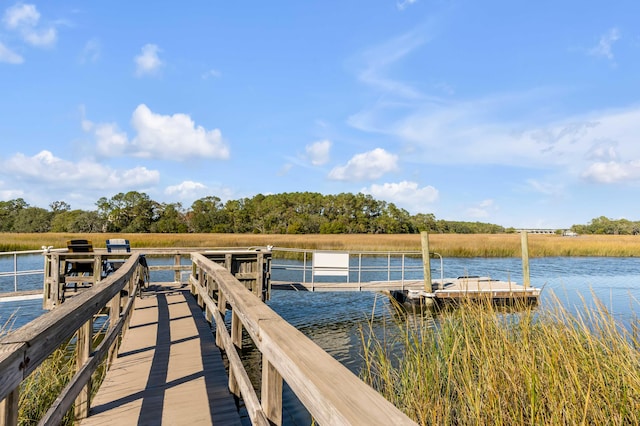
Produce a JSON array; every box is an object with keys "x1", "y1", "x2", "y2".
[
  {"x1": 189, "y1": 253, "x2": 416, "y2": 426},
  {"x1": 0, "y1": 255, "x2": 146, "y2": 426}
]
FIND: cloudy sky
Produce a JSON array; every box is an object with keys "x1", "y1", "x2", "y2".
[{"x1": 1, "y1": 1, "x2": 638, "y2": 228}]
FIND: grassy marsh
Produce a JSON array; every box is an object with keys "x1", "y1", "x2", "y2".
[
  {"x1": 1, "y1": 232, "x2": 640, "y2": 257},
  {"x1": 361, "y1": 295, "x2": 640, "y2": 425}
]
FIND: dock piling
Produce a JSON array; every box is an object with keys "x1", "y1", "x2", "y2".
[
  {"x1": 521, "y1": 231, "x2": 530, "y2": 289},
  {"x1": 421, "y1": 232, "x2": 433, "y2": 293}
]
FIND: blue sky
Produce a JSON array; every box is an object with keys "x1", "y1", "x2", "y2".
[{"x1": 1, "y1": 1, "x2": 639, "y2": 229}]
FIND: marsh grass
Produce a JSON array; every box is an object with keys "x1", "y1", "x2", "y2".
[
  {"x1": 2, "y1": 232, "x2": 640, "y2": 257},
  {"x1": 1, "y1": 318, "x2": 108, "y2": 425},
  {"x1": 361, "y1": 294, "x2": 640, "y2": 425}
]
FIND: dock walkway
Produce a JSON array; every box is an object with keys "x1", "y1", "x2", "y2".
[{"x1": 81, "y1": 281, "x2": 241, "y2": 426}]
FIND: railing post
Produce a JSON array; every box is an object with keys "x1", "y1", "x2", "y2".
[
  {"x1": 174, "y1": 254, "x2": 181, "y2": 282},
  {"x1": 0, "y1": 388, "x2": 19, "y2": 426},
  {"x1": 108, "y1": 291, "x2": 122, "y2": 366},
  {"x1": 261, "y1": 356, "x2": 282, "y2": 425},
  {"x1": 215, "y1": 291, "x2": 227, "y2": 348},
  {"x1": 74, "y1": 318, "x2": 93, "y2": 420},
  {"x1": 229, "y1": 311, "x2": 243, "y2": 397},
  {"x1": 256, "y1": 252, "x2": 265, "y2": 300}
]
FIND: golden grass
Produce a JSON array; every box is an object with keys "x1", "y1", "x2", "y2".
[
  {"x1": 361, "y1": 294, "x2": 640, "y2": 425},
  {"x1": 1, "y1": 232, "x2": 640, "y2": 257}
]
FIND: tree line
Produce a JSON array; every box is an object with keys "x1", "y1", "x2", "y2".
[
  {"x1": 570, "y1": 216, "x2": 640, "y2": 235},
  {"x1": 1, "y1": 191, "x2": 630, "y2": 235},
  {"x1": 0, "y1": 191, "x2": 506, "y2": 234}
]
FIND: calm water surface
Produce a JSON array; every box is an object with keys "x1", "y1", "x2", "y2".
[{"x1": 2, "y1": 254, "x2": 640, "y2": 424}]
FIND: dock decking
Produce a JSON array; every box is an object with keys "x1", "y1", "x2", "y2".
[
  {"x1": 272, "y1": 276, "x2": 540, "y2": 300},
  {"x1": 81, "y1": 281, "x2": 241, "y2": 426}
]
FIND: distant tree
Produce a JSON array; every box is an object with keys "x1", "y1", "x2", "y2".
[
  {"x1": 0, "y1": 198, "x2": 28, "y2": 231},
  {"x1": 12, "y1": 206, "x2": 52, "y2": 232},
  {"x1": 152, "y1": 203, "x2": 188, "y2": 233},
  {"x1": 49, "y1": 201, "x2": 71, "y2": 213},
  {"x1": 189, "y1": 196, "x2": 225, "y2": 232}
]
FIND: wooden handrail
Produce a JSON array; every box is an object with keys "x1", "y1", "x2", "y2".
[
  {"x1": 0, "y1": 255, "x2": 144, "y2": 425},
  {"x1": 190, "y1": 252, "x2": 416, "y2": 426}
]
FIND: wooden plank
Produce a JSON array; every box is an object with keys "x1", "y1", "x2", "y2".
[
  {"x1": 0, "y1": 387, "x2": 18, "y2": 426},
  {"x1": 81, "y1": 282, "x2": 241, "y2": 426},
  {"x1": 74, "y1": 320, "x2": 92, "y2": 420},
  {"x1": 261, "y1": 357, "x2": 282, "y2": 425}
]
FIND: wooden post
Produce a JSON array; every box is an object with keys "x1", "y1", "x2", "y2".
[
  {"x1": 74, "y1": 319, "x2": 93, "y2": 420},
  {"x1": 0, "y1": 388, "x2": 19, "y2": 426},
  {"x1": 108, "y1": 291, "x2": 122, "y2": 367},
  {"x1": 256, "y1": 252, "x2": 264, "y2": 300},
  {"x1": 521, "y1": 231, "x2": 530, "y2": 289},
  {"x1": 421, "y1": 232, "x2": 433, "y2": 293},
  {"x1": 261, "y1": 356, "x2": 283, "y2": 426},
  {"x1": 174, "y1": 254, "x2": 181, "y2": 283},
  {"x1": 215, "y1": 290, "x2": 227, "y2": 348},
  {"x1": 229, "y1": 311, "x2": 243, "y2": 397}
]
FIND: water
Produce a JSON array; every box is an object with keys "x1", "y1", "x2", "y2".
[{"x1": 2, "y1": 254, "x2": 640, "y2": 424}]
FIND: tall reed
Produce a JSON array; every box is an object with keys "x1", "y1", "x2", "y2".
[
  {"x1": 361, "y1": 294, "x2": 640, "y2": 425},
  {"x1": 2, "y1": 233, "x2": 640, "y2": 257}
]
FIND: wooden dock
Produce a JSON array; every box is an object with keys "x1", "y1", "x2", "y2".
[
  {"x1": 272, "y1": 276, "x2": 540, "y2": 300},
  {"x1": 81, "y1": 281, "x2": 241, "y2": 425}
]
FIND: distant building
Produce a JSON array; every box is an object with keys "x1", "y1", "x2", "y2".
[
  {"x1": 516, "y1": 228, "x2": 558, "y2": 234},
  {"x1": 562, "y1": 230, "x2": 579, "y2": 237}
]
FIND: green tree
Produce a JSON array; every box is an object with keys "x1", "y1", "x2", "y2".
[{"x1": 12, "y1": 207, "x2": 52, "y2": 232}]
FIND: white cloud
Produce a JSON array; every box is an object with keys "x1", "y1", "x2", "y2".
[
  {"x1": 81, "y1": 104, "x2": 230, "y2": 161},
  {"x1": 278, "y1": 163, "x2": 293, "y2": 176},
  {"x1": 0, "y1": 41, "x2": 23, "y2": 63},
  {"x1": 202, "y1": 69, "x2": 221, "y2": 79},
  {"x1": 329, "y1": 148, "x2": 398, "y2": 181},
  {"x1": 80, "y1": 38, "x2": 100, "y2": 63},
  {"x1": 134, "y1": 44, "x2": 163, "y2": 77},
  {"x1": 0, "y1": 188, "x2": 24, "y2": 199},
  {"x1": 581, "y1": 160, "x2": 640, "y2": 183},
  {"x1": 306, "y1": 139, "x2": 331, "y2": 166},
  {"x1": 397, "y1": 0, "x2": 417, "y2": 11},
  {"x1": 3, "y1": 150, "x2": 159, "y2": 189},
  {"x1": 95, "y1": 123, "x2": 128, "y2": 156},
  {"x1": 131, "y1": 104, "x2": 230, "y2": 160},
  {"x1": 526, "y1": 179, "x2": 563, "y2": 196},
  {"x1": 3, "y1": 3, "x2": 39, "y2": 29},
  {"x1": 466, "y1": 199, "x2": 495, "y2": 219},
  {"x1": 352, "y1": 84, "x2": 640, "y2": 188},
  {"x1": 363, "y1": 180, "x2": 438, "y2": 213},
  {"x1": 589, "y1": 28, "x2": 620, "y2": 61},
  {"x1": 356, "y1": 26, "x2": 429, "y2": 99},
  {"x1": 165, "y1": 180, "x2": 207, "y2": 199},
  {"x1": 2, "y1": 3, "x2": 57, "y2": 48}
]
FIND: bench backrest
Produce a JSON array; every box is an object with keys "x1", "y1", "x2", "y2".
[
  {"x1": 106, "y1": 239, "x2": 130, "y2": 253},
  {"x1": 67, "y1": 239, "x2": 93, "y2": 252}
]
